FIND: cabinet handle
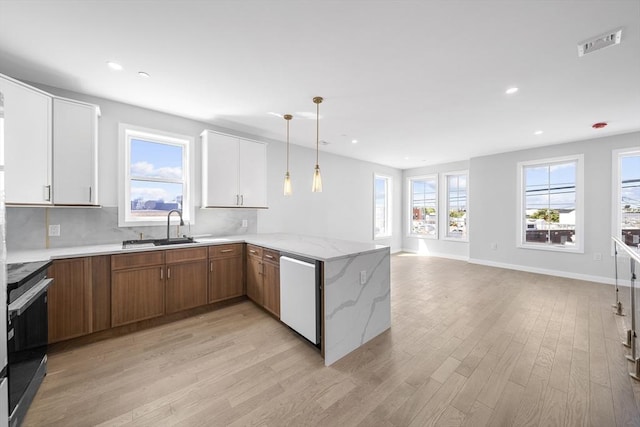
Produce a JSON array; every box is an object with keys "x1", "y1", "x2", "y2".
[
  {"x1": 221, "y1": 249, "x2": 233, "y2": 253},
  {"x1": 210, "y1": 261, "x2": 213, "y2": 272},
  {"x1": 240, "y1": 195, "x2": 244, "y2": 205},
  {"x1": 44, "y1": 185, "x2": 52, "y2": 202},
  {"x1": 89, "y1": 186, "x2": 92, "y2": 203},
  {"x1": 167, "y1": 267, "x2": 171, "y2": 279},
  {"x1": 265, "y1": 254, "x2": 274, "y2": 259},
  {"x1": 249, "y1": 250, "x2": 257, "y2": 254},
  {"x1": 160, "y1": 268, "x2": 163, "y2": 280},
  {"x1": 236, "y1": 194, "x2": 239, "y2": 205}
]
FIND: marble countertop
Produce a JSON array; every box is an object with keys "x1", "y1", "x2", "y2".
[{"x1": 7, "y1": 233, "x2": 388, "y2": 264}]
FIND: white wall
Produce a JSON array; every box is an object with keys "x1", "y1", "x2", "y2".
[
  {"x1": 33, "y1": 83, "x2": 274, "y2": 208},
  {"x1": 401, "y1": 160, "x2": 470, "y2": 259},
  {"x1": 469, "y1": 131, "x2": 640, "y2": 283},
  {"x1": 15, "y1": 83, "x2": 403, "y2": 251},
  {"x1": 259, "y1": 140, "x2": 403, "y2": 251}
]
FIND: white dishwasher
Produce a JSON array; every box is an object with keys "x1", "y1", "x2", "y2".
[{"x1": 279, "y1": 256, "x2": 319, "y2": 345}]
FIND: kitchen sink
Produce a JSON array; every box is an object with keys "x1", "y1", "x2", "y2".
[{"x1": 122, "y1": 237, "x2": 197, "y2": 249}]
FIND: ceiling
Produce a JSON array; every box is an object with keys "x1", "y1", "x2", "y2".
[{"x1": 0, "y1": 1, "x2": 638, "y2": 169}]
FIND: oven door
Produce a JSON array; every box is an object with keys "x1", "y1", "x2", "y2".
[{"x1": 7, "y1": 278, "x2": 51, "y2": 424}]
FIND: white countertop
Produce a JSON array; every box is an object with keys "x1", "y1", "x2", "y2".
[{"x1": 7, "y1": 233, "x2": 388, "y2": 264}]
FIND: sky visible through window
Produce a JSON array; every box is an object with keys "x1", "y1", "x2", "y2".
[
  {"x1": 621, "y1": 154, "x2": 640, "y2": 210},
  {"x1": 411, "y1": 178, "x2": 437, "y2": 236},
  {"x1": 524, "y1": 162, "x2": 576, "y2": 211},
  {"x1": 130, "y1": 139, "x2": 183, "y2": 206}
]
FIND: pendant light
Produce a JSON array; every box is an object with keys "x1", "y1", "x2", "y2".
[
  {"x1": 283, "y1": 114, "x2": 293, "y2": 196},
  {"x1": 311, "y1": 96, "x2": 323, "y2": 192}
]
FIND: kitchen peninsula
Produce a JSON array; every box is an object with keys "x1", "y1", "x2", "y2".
[{"x1": 7, "y1": 234, "x2": 391, "y2": 366}]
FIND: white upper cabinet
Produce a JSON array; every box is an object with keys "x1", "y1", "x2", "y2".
[
  {"x1": 0, "y1": 75, "x2": 53, "y2": 204},
  {"x1": 201, "y1": 130, "x2": 267, "y2": 208},
  {"x1": 53, "y1": 97, "x2": 99, "y2": 205}
]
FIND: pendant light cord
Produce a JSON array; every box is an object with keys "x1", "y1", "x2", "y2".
[
  {"x1": 316, "y1": 99, "x2": 320, "y2": 165},
  {"x1": 286, "y1": 118, "x2": 290, "y2": 172}
]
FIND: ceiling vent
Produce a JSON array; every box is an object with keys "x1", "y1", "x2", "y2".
[{"x1": 578, "y1": 28, "x2": 622, "y2": 57}]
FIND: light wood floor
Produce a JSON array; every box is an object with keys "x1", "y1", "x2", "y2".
[{"x1": 24, "y1": 254, "x2": 640, "y2": 426}]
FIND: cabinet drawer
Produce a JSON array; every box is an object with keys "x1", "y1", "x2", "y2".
[
  {"x1": 165, "y1": 247, "x2": 208, "y2": 264},
  {"x1": 209, "y1": 243, "x2": 243, "y2": 259},
  {"x1": 246, "y1": 244, "x2": 263, "y2": 258},
  {"x1": 263, "y1": 248, "x2": 280, "y2": 265},
  {"x1": 112, "y1": 251, "x2": 164, "y2": 270}
]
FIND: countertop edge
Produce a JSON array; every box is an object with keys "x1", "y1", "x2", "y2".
[{"x1": 7, "y1": 234, "x2": 390, "y2": 264}]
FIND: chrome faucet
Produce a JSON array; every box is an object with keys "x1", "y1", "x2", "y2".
[{"x1": 167, "y1": 209, "x2": 184, "y2": 239}]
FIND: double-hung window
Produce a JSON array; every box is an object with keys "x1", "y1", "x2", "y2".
[
  {"x1": 118, "y1": 124, "x2": 192, "y2": 227},
  {"x1": 613, "y1": 148, "x2": 640, "y2": 247},
  {"x1": 517, "y1": 155, "x2": 584, "y2": 252},
  {"x1": 408, "y1": 175, "x2": 438, "y2": 238},
  {"x1": 374, "y1": 174, "x2": 392, "y2": 239},
  {"x1": 444, "y1": 172, "x2": 468, "y2": 240}
]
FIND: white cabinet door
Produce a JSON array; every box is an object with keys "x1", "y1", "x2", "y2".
[
  {"x1": 201, "y1": 131, "x2": 240, "y2": 207},
  {"x1": 53, "y1": 98, "x2": 98, "y2": 205},
  {"x1": 201, "y1": 130, "x2": 268, "y2": 208},
  {"x1": 0, "y1": 76, "x2": 52, "y2": 204},
  {"x1": 239, "y1": 139, "x2": 267, "y2": 207}
]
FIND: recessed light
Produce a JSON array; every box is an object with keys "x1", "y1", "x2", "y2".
[
  {"x1": 107, "y1": 61, "x2": 123, "y2": 71},
  {"x1": 534, "y1": 130, "x2": 543, "y2": 135},
  {"x1": 138, "y1": 71, "x2": 150, "y2": 78},
  {"x1": 404, "y1": 156, "x2": 410, "y2": 160},
  {"x1": 351, "y1": 139, "x2": 358, "y2": 144},
  {"x1": 505, "y1": 87, "x2": 519, "y2": 95}
]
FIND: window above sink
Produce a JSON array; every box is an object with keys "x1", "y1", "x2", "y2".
[{"x1": 118, "y1": 123, "x2": 194, "y2": 227}]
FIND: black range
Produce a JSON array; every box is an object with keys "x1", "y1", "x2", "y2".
[{"x1": 6, "y1": 260, "x2": 52, "y2": 427}]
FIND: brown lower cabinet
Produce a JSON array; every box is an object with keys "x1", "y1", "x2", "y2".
[
  {"x1": 47, "y1": 257, "x2": 91, "y2": 343},
  {"x1": 46, "y1": 244, "x2": 249, "y2": 343},
  {"x1": 47, "y1": 255, "x2": 111, "y2": 343},
  {"x1": 165, "y1": 247, "x2": 208, "y2": 314},
  {"x1": 246, "y1": 244, "x2": 280, "y2": 318},
  {"x1": 246, "y1": 245, "x2": 263, "y2": 305},
  {"x1": 111, "y1": 251, "x2": 165, "y2": 327},
  {"x1": 209, "y1": 243, "x2": 244, "y2": 303}
]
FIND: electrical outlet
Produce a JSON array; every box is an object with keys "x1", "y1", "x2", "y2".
[
  {"x1": 593, "y1": 252, "x2": 602, "y2": 261},
  {"x1": 48, "y1": 224, "x2": 60, "y2": 237},
  {"x1": 360, "y1": 270, "x2": 367, "y2": 285},
  {"x1": 242, "y1": 219, "x2": 248, "y2": 228}
]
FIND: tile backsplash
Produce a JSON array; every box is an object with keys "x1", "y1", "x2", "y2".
[{"x1": 6, "y1": 206, "x2": 257, "y2": 250}]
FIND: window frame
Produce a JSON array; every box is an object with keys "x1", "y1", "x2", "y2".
[
  {"x1": 442, "y1": 171, "x2": 469, "y2": 242},
  {"x1": 612, "y1": 147, "x2": 640, "y2": 251},
  {"x1": 118, "y1": 123, "x2": 194, "y2": 227},
  {"x1": 373, "y1": 173, "x2": 393, "y2": 240},
  {"x1": 407, "y1": 174, "x2": 439, "y2": 239},
  {"x1": 517, "y1": 154, "x2": 584, "y2": 253}
]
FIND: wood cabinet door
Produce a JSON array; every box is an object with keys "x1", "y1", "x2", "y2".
[
  {"x1": 165, "y1": 260, "x2": 208, "y2": 314},
  {"x1": 91, "y1": 255, "x2": 111, "y2": 333},
  {"x1": 246, "y1": 256, "x2": 263, "y2": 305},
  {"x1": 209, "y1": 255, "x2": 244, "y2": 303},
  {"x1": 47, "y1": 258, "x2": 91, "y2": 343},
  {"x1": 262, "y1": 262, "x2": 280, "y2": 318},
  {"x1": 111, "y1": 266, "x2": 165, "y2": 327}
]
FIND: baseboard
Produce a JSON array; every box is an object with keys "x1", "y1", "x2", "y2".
[
  {"x1": 396, "y1": 249, "x2": 631, "y2": 287},
  {"x1": 467, "y1": 257, "x2": 629, "y2": 286},
  {"x1": 400, "y1": 248, "x2": 469, "y2": 262}
]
